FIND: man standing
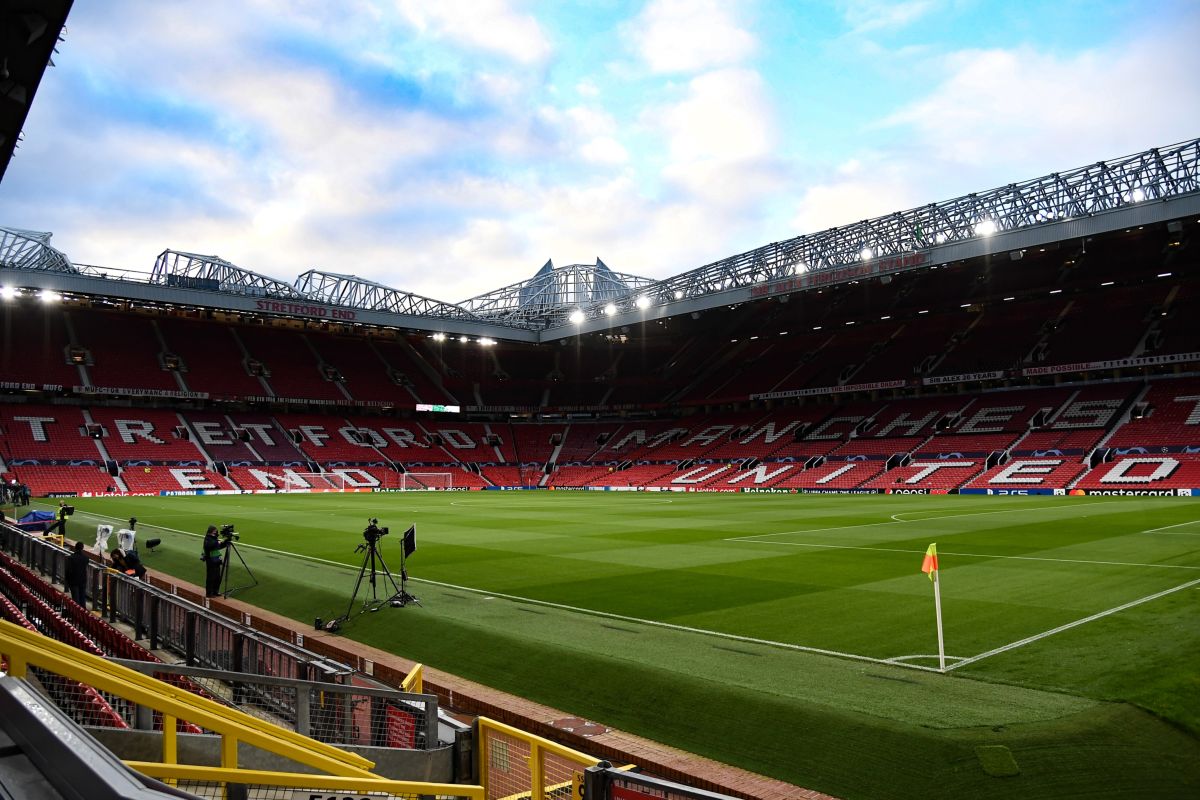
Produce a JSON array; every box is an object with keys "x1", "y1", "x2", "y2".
[
  {"x1": 46, "y1": 500, "x2": 70, "y2": 537},
  {"x1": 201, "y1": 525, "x2": 227, "y2": 597},
  {"x1": 65, "y1": 540, "x2": 90, "y2": 607}
]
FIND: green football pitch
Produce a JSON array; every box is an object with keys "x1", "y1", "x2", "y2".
[{"x1": 45, "y1": 492, "x2": 1200, "y2": 799}]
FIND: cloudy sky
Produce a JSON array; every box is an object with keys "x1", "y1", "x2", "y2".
[{"x1": 1, "y1": 0, "x2": 1197, "y2": 303}]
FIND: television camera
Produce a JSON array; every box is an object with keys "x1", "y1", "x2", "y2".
[
  {"x1": 324, "y1": 519, "x2": 418, "y2": 632},
  {"x1": 356, "y1": 518, "x2": 388, "y2": 552},
  {"x1": 219, "y1": 523, "x2": 240, "y2": 541}
]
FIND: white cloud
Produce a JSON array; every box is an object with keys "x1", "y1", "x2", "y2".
[
  {"x1": 628, "y1": 0, "x2": 757, "y2": 74},
  {"x1": 657, "y1": 68, "x2": 774, "y2": 163},
  {"x1": 839, "y1": 0, "x2": 938, "y2": 34},
  {"x1": 651, "y1": 68, "x2": 784, "y2": 210},
  {"x1": 883, "y1": 37, "x2": 1200, "y2": 174},
  {"x1": 790, "y1": 18, "x2": 1200, "y2": 235},
  {"x1": 394, "y1": 0, "x2": 552, "y2": 64}
]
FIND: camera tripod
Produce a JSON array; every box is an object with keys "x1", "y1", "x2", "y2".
[
  {"x1": 327, "y1": 535, "x2": 419, "y2": 631},
  {"x1": 220, "y1": 539, "x2": 258, "y2": 598}
]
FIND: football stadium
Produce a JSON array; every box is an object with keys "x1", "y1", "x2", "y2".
[{"x1": 1, "y1": 3, "x2": 1199, "y2": 800}]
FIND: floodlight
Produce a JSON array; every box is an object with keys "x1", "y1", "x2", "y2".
[
  {"x1": 859, "y1": 247, "x2": 873, "y2": 261},
  {"x1": 568, "y1": 309, "x2": 585, "y2": 325},
  {"x1": 1130, "y1": 188, "x2": 1145, "y2": 202},
  {"x1": 975, "y1": 219, "x2": 997, "y2": 237},
  {"x1": 458, "y1": 335, "x2": 468, "y2": 343},
  {"x1": 479, "y1": 337, "x2": 496, "y2": 346},
  {"x1": 673, "y1": 290, "x2": 683, "y2": 300},
  {"x1": 0, "y1": 286, "x2": 15, "y2": 301},
  {"x1": 635, "y1": 295, "x2": 651, "y2": 310},
  {"x1": 603, "y1": 303, "x2": 617, "y2": 316},
  {"x1": 39, "y1": 289, "x2": 61, "y2": 303},
  {"x1": 431, "y1": 332, "x2": 446, "y2": 342}
]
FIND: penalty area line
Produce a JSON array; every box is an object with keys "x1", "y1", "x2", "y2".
[{"x1": 946, "y1": 575, "x2": 1200, "y2": 672}]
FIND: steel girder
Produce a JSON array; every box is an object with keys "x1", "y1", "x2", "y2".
[
  {"x1": 295, "y1": 269, "x2": 482, "y2": 321},
  {"x1": 460, "y1": 259, "x2": 658, "y2": 327},
  {"x1": 549, "y1": 137, "x2": 1200, "y2": 329},
  {"x1": 150, "y1": 250, "x2": 305, "y2": 299},
  {"x1": 0, "y1": 226, "x2": 74, "y2": 273}
]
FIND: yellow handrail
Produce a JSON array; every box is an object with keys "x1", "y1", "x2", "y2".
[
  {"x1": 125, "y1": 763, "x2": 485, "y2": 799},
  {"x1": 478, "y1": 716, "x2": 602, "y2": 800},
  {"x1": 401, "y1": 662, "x2": 424, "y2": 693},
  {"x1": 0, "y1": 619, "x2": 375, "y2": 777}
]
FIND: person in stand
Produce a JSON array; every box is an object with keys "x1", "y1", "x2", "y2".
[
  {"x1": 65, "y1": 540, "x2": 90, "y2": 606},
  {"x1": 201, "y1": 525, "x2": 228, "y2": 597},
  {"x1": 18, "y1": 483, "x2": 29, "y2": 506}
]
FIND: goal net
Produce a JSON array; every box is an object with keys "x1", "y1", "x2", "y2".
[
  {"x1": 400, "y1": 472, "x2": 453, "y2": 491},
  {"x1": 282, "y1": 472, "x2": 347, "y2": 493}
]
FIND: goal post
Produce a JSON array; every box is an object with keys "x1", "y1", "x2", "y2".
[
  {"x1": 283, "y1": 472, "x2": 347, "y2": 493},
  {"x1": 400, "y1": 472, "x2": 453, "y2": 491}
]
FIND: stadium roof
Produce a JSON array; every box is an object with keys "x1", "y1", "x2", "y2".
[
  {"x1": 0, "y1": 0, "x2": 72, "y2": 184},
  {"x1": 2, "y1": 137, "x2": 1198, "y2": 342}
]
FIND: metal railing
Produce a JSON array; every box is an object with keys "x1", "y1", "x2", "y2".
[
  {"x1": 0, "y1": 622, "x2": 485, "y2": 799},
  {"x1": 0, "y1": 522, "x2": 353, "y2": 685},
  {"x1": 115, "y1": 659, "x2": 439, "y2": 750},
  {"x1": 477, "y1": 717, "x2": 601, "y2": 800}
]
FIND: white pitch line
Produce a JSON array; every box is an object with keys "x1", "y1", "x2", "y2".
[
  {"x1": 727, "y1": 539, "x2": 1200, "y2": 571},
  {"x1": 1143, "y1": 519, "x2": 1200, "y2": 535},
  {"x1": 59, "y1": 508, "x2": 945, "y2": 672},
  {"x1": 729, "y1": 500, "x2": 1120, "y2": 542},
  {"x1": 412, "y1": 575, "x2": 951, "y2": 673},
  {"x1": 885, "y1": 654, "x2": 967, "y2": 665},
  {"x1": 946, "y1": 576, "x2": 1200, "y2": 671}
]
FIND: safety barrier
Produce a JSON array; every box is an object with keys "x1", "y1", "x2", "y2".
[
  {"x1": 477, "y1": 717, "x2": 601, "y2": 800},
  {"x1": 0, "y1": 619, "x2": 486, "y2": 799},
  {"x1": 117, "y1": 659, "x2": 440, "y2": 749},
  {"x1": 0, "y1": 521, "x2": 354, "y2": 683}
]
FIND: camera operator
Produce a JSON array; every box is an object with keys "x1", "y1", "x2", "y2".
[
  {"x1": 111, "y1": 546, "x2": 147, "y2": 581},
  {"x1": 46, "y1": 500, "x2": 71, "y2": 538},
  {"x1": 201, "y1": 524, "x2": 230, "y2": 597}
]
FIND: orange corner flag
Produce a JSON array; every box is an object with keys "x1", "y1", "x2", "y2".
[{"x1": 921, "y1": 543, "x2": 938, "y2": 581}]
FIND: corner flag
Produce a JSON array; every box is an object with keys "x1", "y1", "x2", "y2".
[{"x1": 921, "y1": 543, "x2": 938, "y2": 580}]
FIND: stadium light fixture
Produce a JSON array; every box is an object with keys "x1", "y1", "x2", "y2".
[
  {"x1": 673, "y1": 290, "x2": 683, "y2": 300},
  {"x1": 569, "y1": 309, "x2": 586, "y2": 325},
  {"x1": 859, "y1": 247, "x2": 873, "y2": 261},
  {"x1": 479, "y1": 337, "x2": 496, "y2": 346},
  {"x1": 431, "y1": 332, "x2": 446, "y2": 342},
  {"x1": 635, "y1": 295, "x2": 651, "y2": 310},
  {"x1": 975, "y1": 219, "x2": 997, "y2": 237},
  {"x1": 458, "y1": 335, "x2": 469, "y2": 343},
  {"x1": 1157, "y1": 272, "x2": 1172, "y2": 278},
  {"x1": 0, "y1": 286, "x2": 16, "y2": 301},
  {"x1": 38, "y1": 290, "x2": 61, "y2": 303},
  {"x1": 1049, "y1": 289, "x2": 1062, "y2": 294},
  {"x1": 603, "y1": 303, "x2": 617, "y2": 316},
  {"x1": 1130, "y1": 188, "x2": 1146, "y2": 202},
  {"x1": 1100, "y1": 281, "x2": 1115, "y2": 287}
]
